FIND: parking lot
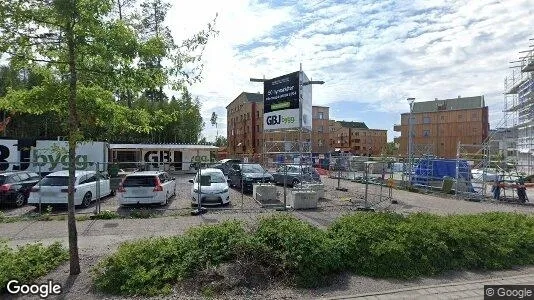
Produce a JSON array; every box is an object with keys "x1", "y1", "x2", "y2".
[{"x1": 2, "y1": 172, "x2": 534, "y2": 220}]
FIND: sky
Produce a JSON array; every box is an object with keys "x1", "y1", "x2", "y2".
[{"x1": 166, "y1": 0, "x2": 534, "y2": 142}]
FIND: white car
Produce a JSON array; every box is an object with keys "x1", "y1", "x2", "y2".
[
  {"x1": 118, "y1": 171, "x2": 176, "y2": 206},
  {"x1": 189, "y1": 168, "x2": 230, "y2": 206},
  {"x1": 28, "y1": 170, "x2": 112, "y2": 208}
]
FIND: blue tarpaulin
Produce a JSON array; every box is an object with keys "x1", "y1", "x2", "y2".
[{"x1": 412, "y1": 158, "x2": 474, "y2": 192}]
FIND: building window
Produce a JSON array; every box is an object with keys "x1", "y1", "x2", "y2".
[
  {"x1": 458, "y1": 114, "x2": 463, "y2": 120},
  {"x1": 423, "y1": 129, "x2": 430, "y2": 137},
  {"x1": 247, "y1": 112, "x2": 250, "y2": 120},
  {"x1": 318, "y1": 140, "x2": 323, "y2": 146},
  {"x1": 423, "y1": 117, "x2": 431, "y2": 124},
  {"x1": 256, "y1": 111, "x2": 259, "y2": 118},
  {"x1": 440, "y1": 115, "x2": 445, "y2": 121},
  {"x1": 256, "y1": 125, "x2": 259, "y2": 132},
  {"x1": 471, "y1": 112, "x2": 478, "y2": 120},
  {"x1": 318, "y1": 112, "x2": 324, "y2": 119},
  {"x1": 318, "y1": 126, "x2": 323, "y2": 132}
]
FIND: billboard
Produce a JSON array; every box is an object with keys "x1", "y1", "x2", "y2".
[
  {"x1": 300, "y1": 71, "x2": 313, "y2": 131},
  {"x1": 263, "y1": 70, "x2": 313, "y2": 131},
  {"x1": 263, "y1": 71, "x2": 300, "y2": 130},
  {"x1": 0, "y1": 139, "x2": 108, "y2": 172}
]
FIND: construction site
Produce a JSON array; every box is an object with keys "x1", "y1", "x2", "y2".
[{"x1": 380, "y1": 38, "x2": 534, "y2": 203}]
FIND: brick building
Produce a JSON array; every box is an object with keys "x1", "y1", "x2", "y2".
[
  {"x1": 226, "y1": 92, "x2": 387, "y2": 156},
  {"x1": 394, "y1": 96, "x2": 489, "y2": 159},
  {"x1": 329, "y1": 121, "x2": 387, "y2": 156}
]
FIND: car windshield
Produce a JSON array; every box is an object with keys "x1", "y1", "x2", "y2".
[
  {"x1": 197, "y1": 172, "x2": 226, "y2": 183},
  {"x1": 122, "y1": 176, "x2": 157, "y2": 187},
  {"x1": 241, "y1": 164, "x2": 265, "y2": 173},
  {"x1": 40, "y1": 176, "x2": 69, "y2": 186}
]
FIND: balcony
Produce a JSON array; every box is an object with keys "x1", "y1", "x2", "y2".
[{"x1": 393, "y1": 124, "x2": 402, "y2": 132}]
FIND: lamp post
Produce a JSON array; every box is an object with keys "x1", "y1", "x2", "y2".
[{"x1": 407, "y1": 97, "x2": 415, "y2": 185}]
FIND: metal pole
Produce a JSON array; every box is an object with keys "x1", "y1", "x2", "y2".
[
  {"x1": 407, "y1": 98, "x2": 415, "y2": 186},
  {"x1": 283, "y1": 161, "x2": 287, "y2": 208},
  {"x1": 364, "y1": 163, "x2": 369, "y2": 208},
  {"x1": 38, "y1": 164, "x2": 42, "y2": 215},
  {"x1": 96, "y1": 162, "x2": 100, "y2": 215}
]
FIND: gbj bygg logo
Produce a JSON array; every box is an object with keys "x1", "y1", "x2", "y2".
[{"x1": 266, "y1": 115, "x2": 296, "y2": 125}]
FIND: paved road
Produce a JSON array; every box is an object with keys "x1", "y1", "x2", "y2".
[{"x1": 326, "y1": 273, "x2": 534, "y2": 299}]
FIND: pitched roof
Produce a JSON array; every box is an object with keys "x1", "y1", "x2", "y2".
[
  {"x1": 412, "y1": 96, "x2": 485, "y2": 113},
  {"x1": 337, "y1": 121, "x2": 368, "y2": 129}
]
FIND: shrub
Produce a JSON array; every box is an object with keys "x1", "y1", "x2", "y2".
[
  {"x1": 0, "y1": 241, "x2": 68, "y2": 292},
  {"x1": 94, "y1": 210, "x2": 120, "y2": 220},
  {"x1": 93, "y1": 212, "x2": 534, "y2": 296},
  {"x1": 93, "y1": 220, "x2": 247, "y2": 296},
  {"x1": 251, "y1": 214, "x2": 340, "y2": 287}
]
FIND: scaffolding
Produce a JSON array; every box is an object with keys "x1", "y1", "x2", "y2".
[{"x1": 504, "y1": 38, "x2": 534, "y2": 175}]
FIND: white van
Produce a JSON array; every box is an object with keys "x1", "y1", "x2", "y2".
[
  {"x1": 118, "y1": 171, "x2": 176, "y2": 206},
  {"x1": 28, "y1": 170, "x2": 112, "y2": 208}
]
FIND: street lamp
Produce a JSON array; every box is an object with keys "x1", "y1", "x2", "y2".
[{"x1": 407, "y1": 97, "x2": 415, "y2": 185}]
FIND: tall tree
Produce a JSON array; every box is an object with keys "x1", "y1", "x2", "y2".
[
  {"x1": 210, "y1": 111, "x2": 218, "y2": 139},
  {"x1": 0, "y1": 0, "x2": 150, "y2": 275}
]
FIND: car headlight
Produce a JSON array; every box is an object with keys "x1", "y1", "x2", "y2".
[{"x1": 222, "y1": 188, "x2": 228, "y2": 193}]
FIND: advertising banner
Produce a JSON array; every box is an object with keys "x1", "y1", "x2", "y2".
[{"x1": 263, "y1": 71, "x2": 300, "y2": 130}]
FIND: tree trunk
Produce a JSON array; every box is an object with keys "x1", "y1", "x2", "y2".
[{"x1": 66, "y1": 18, "x2": 81, "y2": 276}]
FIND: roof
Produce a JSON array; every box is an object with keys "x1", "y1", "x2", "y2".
[
  {"x1": 0, "y1": 171, "x2": 34, "y2": 176},
  {"x1": 243, "y1": 92, "x2": 263, "y2": 103},
  {"x1": 411, "y1": 96, "x2": 485, "y2": 113},
  {"x1": 337, "y1": 121, "x2": 368, "y2": 129},
  {"x1": 110, "y1": 144, "x2": 218, "y2": 150}
]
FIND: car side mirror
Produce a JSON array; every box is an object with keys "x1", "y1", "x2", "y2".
[{"x1": 188, "y1": 179, "x2": 194, "y2": 183}]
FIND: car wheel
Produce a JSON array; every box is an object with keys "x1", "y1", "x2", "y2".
[
  {"x1": 14, "y1": 193, "x2": 25, "y2": 207},
  {"x1": 82, "y1": 192, "x2": 92, "y2": 208},
  {"x1": 163, "y1": 192, "x2": 169, "y2": 206}
]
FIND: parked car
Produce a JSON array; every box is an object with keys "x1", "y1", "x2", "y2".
[
  {"x1": 214, "y1": 159, "x2": 242, "y2": 176},
  {"x1": 28, "y1": 170, "x2": 112, "y2": 208},
  {"x1": 117, "y1": 171, "x2": 176, "y2": 206},
  {"x1": 272, "y1": 165, "x2": 321, "y2": 187},
  {"x1": 188, "y1": 168, "x2": 230, "y2": 206},
  {"x1": 0, "y1": 171, "x2": 41, "y2": 207},
  {"x1": 228, "y1": 163, "x2": 273, "y2": 193}
]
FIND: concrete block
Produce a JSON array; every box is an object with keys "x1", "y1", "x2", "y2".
[
  {"x1": 289, "y1": 189, "x2": 318, "y2": 209},
  {"x1": 302, "y1": 183, "x2": 326, "y2": 198},
  {"x1": 253, "y1": 184, "x2": 277, "y2": 201}
]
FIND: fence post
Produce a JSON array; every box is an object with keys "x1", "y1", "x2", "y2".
[
  {"x1": 38, "y1": 164, "x2": 42, "y2": 215},
  {"x1": 96, "y1": 162, "x2": 100, "y2": 215}
]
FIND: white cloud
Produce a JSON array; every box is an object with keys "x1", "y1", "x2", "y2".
[{"x1": 165, "y1": 0, "x2": 534, "y2": 142}]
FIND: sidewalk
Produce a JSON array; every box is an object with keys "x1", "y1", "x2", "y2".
[{"x1": 325, "y1": 273, "x2": 534, "y2": 299}]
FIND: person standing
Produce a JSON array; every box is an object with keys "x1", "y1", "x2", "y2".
[{"x1": 491, "y1": 178, "x2": 501, "y2": 200}]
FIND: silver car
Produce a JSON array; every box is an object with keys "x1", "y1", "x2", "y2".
[{"x1": 272, "y1": 165, "x2": 321, "y2": 187}]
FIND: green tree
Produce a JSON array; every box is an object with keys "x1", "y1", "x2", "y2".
[
  {"x1": 0, "y1": 0, "x2": 154, "y2": 275},
  {"x1": 214, "y1": 135, "x2": 227, "y2": 147},
  {"x1": 210, "y1": 112, "x2": 218, "y2": 138}
]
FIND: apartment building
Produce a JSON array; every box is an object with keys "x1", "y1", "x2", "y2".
[
  {"x1": 227, "y1": 92, "x2": 387, "y2": 156},
  {"x1": 329, "y1": 121, "x2": 387, "y2": 156},
  {"x1": 394, "y1": 96, "x2": 489, "y2": 159}
]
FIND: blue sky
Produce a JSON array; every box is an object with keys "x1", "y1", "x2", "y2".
[{"x1": 167, "y1": 0, "x2": 534, "y2": 142}]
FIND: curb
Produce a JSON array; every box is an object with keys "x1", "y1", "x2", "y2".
[{"x1": 321, "y1": 273, "x2": 534, "y2": 299}]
